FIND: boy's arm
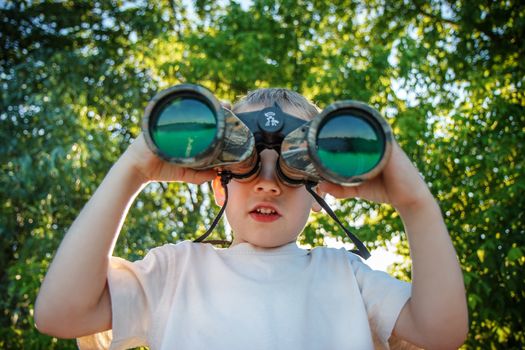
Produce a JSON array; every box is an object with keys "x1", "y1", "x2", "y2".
[
  {"x1": 34, "y1": 134, "x2": 215, "y2": 338},
  {"x1": 319, "y1": 142, "x2": 468, "y2": 349},
  {"x1": 392, "y1": 192, "x2": 467, "y2": 349}
]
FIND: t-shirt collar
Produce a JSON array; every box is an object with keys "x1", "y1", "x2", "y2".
[{"x1": 221, "y1": 241, "x2": 307, "y2": 256}]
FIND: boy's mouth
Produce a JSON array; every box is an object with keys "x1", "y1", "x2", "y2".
[{"x1": 249, "y1": 205, "x2": 281, "y2": 222}]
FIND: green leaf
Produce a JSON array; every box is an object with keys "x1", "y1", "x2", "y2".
[{"x1": 507, "y1": 247, "x2": 523, "y2": 263}]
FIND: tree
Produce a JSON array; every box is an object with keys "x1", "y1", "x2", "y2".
[{"x1": 1, "y1": 0, "x2": 523, "y2": 347}]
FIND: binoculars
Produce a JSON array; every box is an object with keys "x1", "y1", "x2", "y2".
[{"x1": 142, "y1": 84, "x2": 393, "y2": 186}]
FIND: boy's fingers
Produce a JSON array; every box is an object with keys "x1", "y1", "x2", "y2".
[
  {"x1": 318, "y1": 182, "x2": 358, "y2": 199},
  {"x1": 187, "y1": 169, "x2": 217, "y2": 184}
]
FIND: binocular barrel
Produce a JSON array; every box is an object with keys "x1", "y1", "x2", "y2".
[
  {"x1": 143, "y1": 84, "x2": 258, "y2": 174},
  {"x1": 143, "y1": 84, "x2": 392, "y2": 186},
  {"x1": 279, "y1": 100, "x2": 393, "y2": 185}
]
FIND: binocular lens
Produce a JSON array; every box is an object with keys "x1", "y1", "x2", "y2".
[
  {"x1": 316, "y1": 114, "x2": 385, "y2": 177},
  {"x1": 151, "y1": 97, "x2": 217, "y2": 159}
]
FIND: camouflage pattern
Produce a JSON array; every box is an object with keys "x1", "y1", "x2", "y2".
[
  {"x1": 207, "y1": 107, "x2": 257, "y2": 175},
  {"x1": 280, "y1": 124, "x2": 321, "y2": 183}
]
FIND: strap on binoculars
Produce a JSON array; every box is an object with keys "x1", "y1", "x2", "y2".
[
  {"x1": 304, "y1": 182, "x2": 371, "y2": 259},
  {"x1": 193, "y1": 172, "x2": 233, "y2": 246},
  {"x1": 194, "y1": 172, "x2": 371, "y2": 260}
]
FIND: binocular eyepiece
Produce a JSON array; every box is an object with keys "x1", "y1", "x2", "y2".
[{"x1": 143, "y1": 84, "x2": 393, "y2": 186}]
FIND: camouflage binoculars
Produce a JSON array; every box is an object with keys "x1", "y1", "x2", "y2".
[{"x1": 142, "y1": 84, "x2": 393, "y2": 186}]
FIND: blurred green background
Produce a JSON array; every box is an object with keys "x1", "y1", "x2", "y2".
[{"x1": 1, "y1": 0, "x2": 524, "y2": 348}]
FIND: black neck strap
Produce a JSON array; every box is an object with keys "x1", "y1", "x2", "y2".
[
  {"x1": 194, "y1": 174, "x2": 371, "y2": 259},
  {"x1": 304, "y1": 182, "x2": 371, "y2": 259},
  {"x1": 193, "y1": 172, "x2": 232, "y2": 246}
]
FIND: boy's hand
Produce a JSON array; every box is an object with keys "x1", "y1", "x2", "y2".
[
  {"x1": 318, "y1": 142, "x2": 434, "y2": 211},
  {"x1": 119, "y1": 133, "x2": 216, "y2": 185}
]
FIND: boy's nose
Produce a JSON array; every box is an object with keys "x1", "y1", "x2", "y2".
[{"x1": 253, "y1": 150, "x2": 282, "y2": 195}]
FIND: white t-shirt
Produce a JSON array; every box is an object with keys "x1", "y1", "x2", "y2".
[{"x1": 78, "y1": 241, "x2": 412, "y2": 350}]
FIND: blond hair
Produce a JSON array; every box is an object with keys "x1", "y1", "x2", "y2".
[{"x1": 233, "y1": 88, "x2": 320, "y2": 120}]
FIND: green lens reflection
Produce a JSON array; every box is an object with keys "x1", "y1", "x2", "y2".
[
  {"x1": 316, "y1": 114, "x2": 384, "y2": 177},
  {"x1": 151, "y1": 97, "x2": 217, "y2": 158}
]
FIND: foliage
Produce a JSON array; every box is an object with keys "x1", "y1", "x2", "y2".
[{"x1": 1, "y1": 0, "x2": 523, "y2": 348}]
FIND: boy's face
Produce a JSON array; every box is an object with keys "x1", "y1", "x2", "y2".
[{"x1": 212, "y1": 104, "x2": 321, "y2": 248}]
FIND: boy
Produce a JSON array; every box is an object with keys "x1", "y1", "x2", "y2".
[{"x1": 35, "y1": 88, "x2": 468, "y2": 349}]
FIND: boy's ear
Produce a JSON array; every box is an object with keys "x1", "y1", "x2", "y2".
[
  {"x1": 211, "y1": 175, "x2": 225, "y2": 206},
  {"x1": 311, "y1": 185, "x2": 325, "y2": 213}
]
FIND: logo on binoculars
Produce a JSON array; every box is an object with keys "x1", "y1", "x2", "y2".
[{"x1": 264, "y1": 112, "x2": 279, "y2": 127}]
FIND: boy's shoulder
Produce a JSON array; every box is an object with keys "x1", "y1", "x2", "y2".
[
  {"x1": 146, "y1": 240, "x2": 213, "y2": 256},
  {"x1": 128, "y1": 240, "x2": 212, "y2": 266},
  {"x1": 114, "y1": 240, "x2": 217, "y2": 276},
  {"x1": 310, "y1": 245, "x2": 364, "y2": 261}
]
